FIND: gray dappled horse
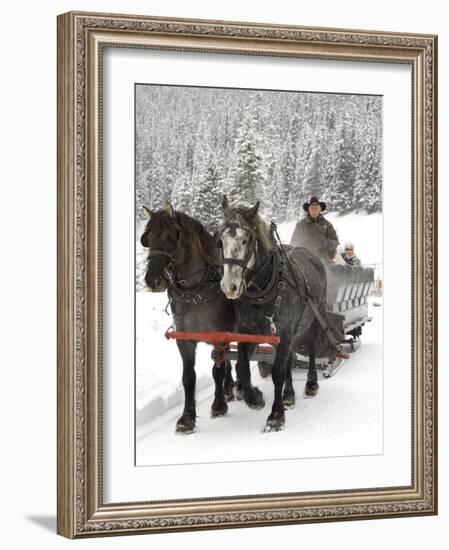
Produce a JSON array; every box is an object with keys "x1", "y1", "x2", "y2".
[{"x1": 218, "y1": 196, "x2": 341, "y2": 432}]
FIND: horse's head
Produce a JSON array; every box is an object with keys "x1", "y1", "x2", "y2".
[
  {"x1": 218, "y1": 195, "x2": 265, "y2": 300},
  {"x1": 140, "y1": 202, "x2": 183, "y2": 292}
]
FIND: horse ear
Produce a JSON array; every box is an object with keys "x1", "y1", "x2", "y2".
[
  {"x1": 165, "y1": 201, "x2": 175, "y2": 218},
  {"x1": 142, "y1": 206, "x2": 154, "y2": 219},
  {"x1": 222, "y1": 195, "x2": 230, "y2": 217},
  {"x1": 246, "y1": 201, "x2": 260, "y2": 221}
]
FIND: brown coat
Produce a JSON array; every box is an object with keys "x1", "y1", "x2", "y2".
[{"x1": 290, "y1": 214, "x2": 339, "y2": 262}]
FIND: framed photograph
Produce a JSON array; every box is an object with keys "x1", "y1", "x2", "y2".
[{"x1": 57, "y1": 11, "x2": 438, "y2": 538}]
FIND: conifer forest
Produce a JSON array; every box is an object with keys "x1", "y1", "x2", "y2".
[{"x1": 136, "y1": 84, "x2": 382, "y2": 233}]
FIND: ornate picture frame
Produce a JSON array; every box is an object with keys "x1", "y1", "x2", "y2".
[{"x1": 57, "y1": 11, "x2": 437, "y2": 538}]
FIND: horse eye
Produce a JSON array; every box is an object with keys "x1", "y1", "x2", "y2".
[{"x1": 242, "y1": 239, "x2": 247, "y2": 245}]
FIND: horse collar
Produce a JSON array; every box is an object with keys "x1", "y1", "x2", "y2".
[{"x1": 241, "y1": 248, "x2": 284, "y2": 306}]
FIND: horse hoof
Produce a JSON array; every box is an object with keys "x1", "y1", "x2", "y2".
[
  {"x1": 304, "y1": 383, "x2": 319, "y2": 398},
  {"x1": 175, "y1": 424, "x2": 195, "y2": 435},
  {"x1": 224, "y1": 387, "x2": 235, "y2": 402},
  {"x1": 244, "y1": 386, "x2": 265, "y2": 410},
  {"x1": 263, "y1": 424, "x2": 284, "y2": 433},
  {"x1": 258, "y1": 362, "x2": 272, "y2": 378},
  {"x1": 175, "y1": 415, "x2": 195, "y2": 434},
  {"x1": 264, "y1": 413, "x2": 285, "y2": 433},
  {"x1": 283, "y1": 394, "x2": 296, "y2": 409},
  {"x1": 210, "y1": 401, "x2": 228, "y2": 418},
  {"x1": 235, "y1": 384, "x2": 244, "y2": 401}
]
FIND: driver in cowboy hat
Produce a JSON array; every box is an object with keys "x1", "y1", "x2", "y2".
[{"x1": 290, "y1": 196, "x2": 339, "y2": 263}]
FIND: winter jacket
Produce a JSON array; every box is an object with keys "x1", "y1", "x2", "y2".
[
  {"x1": 290, "y1": 214, "x2": 339, "y2": 262},
  {"x1": 341, "y1": 253, "x2": 362, "y2": 266}
]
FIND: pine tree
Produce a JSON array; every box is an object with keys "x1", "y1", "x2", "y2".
[
  {"x1": 171, "y1": 173, "x2": 192, "y2": 215},
  {"x1": 353, "y1": 98, "x2": 383, "y2": 213},
  {"x1": 194, "y1": 164, "x2": 223, "y2": 233},
  {"x1": 278, "y1": 111, "x2": 302, "y2": 219},
  {"x1": 325, "y1": 119, "x2": 359, "y2": 213},
  {"x1": 302, "y1": 148, "x2": 323, "y2": 200},
  {"x1": 228, "y1": 123, "x2": 263, "y2": 207},
  {"x1": 354, "y1": 129, "x2": 382, "y2": 212}
]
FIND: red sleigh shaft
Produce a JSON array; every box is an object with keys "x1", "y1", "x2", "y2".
[{"x1": 164, "y1": 329, "x2": 280, "y2": 346}]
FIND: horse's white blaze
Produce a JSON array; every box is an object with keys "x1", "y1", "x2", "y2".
[{"x1": 220, "y1": 227, "x2": 255, "y2": 299}]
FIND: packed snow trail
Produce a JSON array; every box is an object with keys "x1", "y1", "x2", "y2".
[{"x1": 136, "y1": 299, "x2": 382, "y2": 467}]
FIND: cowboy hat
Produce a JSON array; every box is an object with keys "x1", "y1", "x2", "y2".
[{"x1": 303, "y1": 196, "x2": 326, "y2": 212}]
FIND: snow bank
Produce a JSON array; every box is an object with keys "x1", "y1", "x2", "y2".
[{"x1": 136, "y1": 292, "x2": 218, "y2": 430}]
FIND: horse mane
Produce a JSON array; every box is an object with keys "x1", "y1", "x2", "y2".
[
  {"x1": 253, "y1": 213, "x2": 273, "y2": 251},
  {"x1": 146, "y1": 210, "x2": 216, "y2": 264},
  {"x1": 233, "y1": 207, "x2": 273, "y2": 251}
]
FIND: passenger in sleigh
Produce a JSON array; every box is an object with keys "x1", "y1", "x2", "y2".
[
  {"x1": 341, "y1": 241, "x2": 362, "y2": 266},
  {"x1": 290, "y1": 196, "x2": 339, "y2": 263}
]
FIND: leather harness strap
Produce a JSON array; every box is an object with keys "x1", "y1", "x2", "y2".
[
  {"x1": 148, "y1": 232, "x2": 221, "y2": 307},
  {"x1": 272, "y1": 223, "x2": 338, "y2": 347}
]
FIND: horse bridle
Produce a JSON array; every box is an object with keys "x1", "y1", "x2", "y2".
[
  {"x1": 146, "y1": 230, "x2": 183, "y2": 286},
  {"x1": 218, "y1": 221, "x2": 258, "y2": 276},
  {"x1": 147, "y1": 250, "x2": 175, "y2": 285},
  {"x1": 147, "y1": 230, "x2": 217, "y2": 288}
]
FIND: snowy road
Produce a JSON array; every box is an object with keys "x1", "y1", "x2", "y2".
[{"x1": 136, "y1": 299, "x2": 383, "y2": 467}]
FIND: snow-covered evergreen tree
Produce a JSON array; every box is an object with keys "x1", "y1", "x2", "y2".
[
  {"x1": 325, "y1": 119, "x2": 359, "y2": 212},
  {"x1": 228, "y1": 122, "x2": 263, "y2": 208},
  {"x1": 171, "y1": 173, "x2": 192, "y2": 215},
  {"x1": 194, "y1": 163, "x2": 223, "y2": 233},
  {"x1": 353, "y1": 98, "x2": 383, "y2": 212},
  {"x1": 302, "y1": 148, "x2": 323, "y2": 199}
]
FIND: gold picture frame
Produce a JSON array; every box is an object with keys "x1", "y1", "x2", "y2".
[{"x1": 57, "y1": 11, "x2": 437, "y2": 538}]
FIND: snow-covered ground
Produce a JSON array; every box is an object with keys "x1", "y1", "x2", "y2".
[
  {"x1": 136, "y1": 296, "x2": 382, "y2": 465},
  {"x1": 135, "y1": 212, "x2": 383, "y2": 466},
  {"x1": 136, "y1": 292, "x2": 217, "y2": 428}
]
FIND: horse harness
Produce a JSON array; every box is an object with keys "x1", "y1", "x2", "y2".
[
  {"x1": 272, "y1": 224, "x2": 339, "y2": 346},
  {"x1": 218, "y1": 220, "x2": 292, "y2": 335},
  {"x1": 239, "y1": 248, "x2": 282, "y2": 331},
  {"x1": 219, "y1": 219, "x2": 337, "y2": 345},
  {"x1": 147, "y1": 232, "x2": 222, "y2": 320}
]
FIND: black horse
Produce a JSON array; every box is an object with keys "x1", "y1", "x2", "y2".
[
  {"x1": 140, "y1": 203, "x2": 263, "y2": 434},
  {"x1": 218, "y1": 196, "x2": 343, "y2": 432}
]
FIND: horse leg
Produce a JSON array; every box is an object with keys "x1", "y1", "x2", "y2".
[
  {"x1": 282, "y1": 351, "x2": 296, "y2": 408},
  {"x1": 236, "y1": 343, "x2": 265, "y2": 410},
  {"x1": 265, "y1": 337, "x2": 290, "y2": 432},
  {"x1": 175, "y1": 340, "x2": 197, "y2": 434},
  {"x1": 223, "y1": 360, "x2": 235, "y2": 402},
  {"x1": 211, "y1": 362, "x2": 228, "y2": 417},
  {"x1": 234, "y1": 345, "x2": 247, "y2": 401},
  {"x1": 305, "y1": 345, "x2": 319, "y2": 397}
]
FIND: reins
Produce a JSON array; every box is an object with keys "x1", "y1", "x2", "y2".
[{"x1": 270, "y1": 222, "x2": 338, "y2": 347}]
